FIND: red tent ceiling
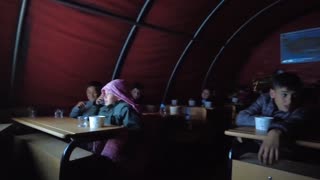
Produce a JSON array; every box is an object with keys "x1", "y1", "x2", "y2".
[{"x1": 0, "y1": 0, "x2": 319, "y2": 112}]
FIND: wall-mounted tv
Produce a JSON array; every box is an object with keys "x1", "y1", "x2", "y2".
[{"x1": 280, "y1": 27, "x2": 320, "y2": 64}]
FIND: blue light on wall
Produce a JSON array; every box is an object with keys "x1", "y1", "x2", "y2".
[{"x1": 280, "y1": 27, "x2": 320, "y2": 64}]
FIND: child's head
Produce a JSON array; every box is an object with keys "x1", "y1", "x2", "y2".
[
  {"x1": 270, "y1": 72, "x2": 303, "y2": 112},
  {"x1": 201, "y1": 88, "x2": 211, "y2": 100},
  {"x1": 101, "y1": 79, "x2": 140, "y2": 112},
  {"x1": 101, "y1": 79, "x2": 126, "y2": 105},
  {"x1": 131, "y1": 82, "x2": 144, "y2": 102},
  {"x1": 103, "y1": 91, "x2": 119, "y2": 106},
  {"x1": 86, "y1": 81, "x2": 102, "y2": 102}
]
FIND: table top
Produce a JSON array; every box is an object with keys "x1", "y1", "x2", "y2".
[
  {"x1": 225, "y1": 127, "x2": 320, "y2": 150},
  {"x1": 0, "y1": 123, "x2": 12, "y2": 132},
  {"x1": 12, "y1": 117, "x2": 124, "y2": 139}
]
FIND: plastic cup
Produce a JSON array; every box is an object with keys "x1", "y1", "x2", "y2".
[
  {"x1": 204, "y1": 101, "x2": 212, "y2": 108},
  {"x1": 255, "y1": 116, "x2": 273, "y2": 131},
  {"x1": 89, "y1": 115, "x2": 105, "y2": 128},
  {"x1": 232, "y1": 97, "x2": 239, "y2": 103},
  {"x1": 169, "y1": 106, "x2": 180, "y2": 115},
  {"x1": 54, "y1": 109, "x2": 64, "y2": 118},
  {"x1": 77, "y1": 116, "x2": 88, "y2": 127},
  {"x1": 28, "y1": 107, "x2": 36, "y2": 118}
]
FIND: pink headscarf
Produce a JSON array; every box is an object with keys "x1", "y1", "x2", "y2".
[{"x1": 102, "y1": 79, "x2": 141, "y2": 113}]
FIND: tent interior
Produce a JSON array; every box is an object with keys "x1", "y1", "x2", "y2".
[{"x1": 1, "y1": 0, "x2": 320, "y2": 180}]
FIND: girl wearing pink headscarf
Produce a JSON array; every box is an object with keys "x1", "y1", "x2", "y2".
[{"x1": 93, "y1": 79, "x2": 142, "y2": 164}]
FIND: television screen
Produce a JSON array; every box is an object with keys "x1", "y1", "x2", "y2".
[{"x1": 280, "y1": 27, "x2": 320, "y2": 64}]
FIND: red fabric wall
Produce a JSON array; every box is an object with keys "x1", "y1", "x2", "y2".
[
  {"x1": 0, "y1": 0, "x2": 20, "y2": 108},
  {"x1": 238, "y1": 11, "x2": 320, "y2": 86},
  {"x1": 120, "y1": 28, "x2": 189, "y2": 104},
  {"x1": 170, "y1": 0, "x2": 278, "y2": 103},
  {"x1": 4, "y1": 0, "x2": 318, "y2": 114},
  {"x1": 17, "y1": 0, "x2": 133, "y2": 113},
  {"x1": 14, "y1": 0, "x2": 223, "y2": 113},
  {"x1": 76, "y1": 0, "x2": 144, "y2": 17},
  {"x1": 120, "y1": 0, "x2": 219, "y2": 104}
]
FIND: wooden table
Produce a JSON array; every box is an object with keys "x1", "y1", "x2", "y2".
[
  {"x1": 225, "y1": 127, "x2": 320, "y2": 180},
  {"x1": 225, "y1": 127, "x2": 320, "y2": 150},
  {"x1": 12, "y1": 117, "x2": 123, "y2": 139},
  {"x1": 12, "y1": 117, "x2": 124, "y2": 179},
  {"x1": 0, "y1": 123, "x2": 12, "y2": 133}
]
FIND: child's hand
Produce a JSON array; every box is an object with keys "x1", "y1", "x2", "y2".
[
  {"x1": 258, "y1": 129, "x2": 282, "y2": 165},
  {"x1": 76, "y1": 101, "x2": 86, "y2": 109},
  {"x1": 96, "y1": 96, "x2": 104, "y2": 105}
]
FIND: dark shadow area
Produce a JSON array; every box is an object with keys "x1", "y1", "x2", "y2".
[{"x1": 1, "y1": 106, "x2": 235, "y2": 180}]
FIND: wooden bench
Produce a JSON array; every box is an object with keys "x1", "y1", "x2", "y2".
[{"x1": 14, "y1": 133, "x2": 93, "y2": 180}]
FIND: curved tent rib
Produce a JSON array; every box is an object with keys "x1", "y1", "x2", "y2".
[
  {"x1": 10, "y1": 0, "x2": 28, "y2": 104},
  {"x1": 4, "y1": 0, "x2": 319, "y2": 108},
  {"x1": 54, "y1": 0, "x2": 193, "y2": 39},
  {"x1": 161, "y1": 0, "x2": 226, "y2": 103},
  {"x1": 202, "y1": 0, "x2": 282, "y2": 89},
  {"x1": 112, "y1": 0, "x2": 154, "y2": 80}
]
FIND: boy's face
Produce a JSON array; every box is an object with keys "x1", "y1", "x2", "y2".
[
  {"x1": 86, "y1": 86, "x2": 99, "y2": 102},
  {"x1": 270, "y1": 87, "x2": 297, "y2": 112},
  {"x1": 131, "y1": 88, "x2": 142, "y2": 100},
  {"x1": 201, "y1": 89, "x2": 211, "y2": 100}
]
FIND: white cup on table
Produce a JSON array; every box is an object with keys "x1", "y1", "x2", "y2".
[
  {"x1": 169, "y1": 106, "x2": 180, "y2": 115},
  {"x1": 89, "y1": 115, "x2": 105, "y2": 128},
  {"x1": 54, "y1": 109, "x2": 64, "y2": 118},
  {"x1": 204, "y1": 101, "x2": 212, "y2": 108},
  {"x1": 232, "y1": 97, "x2": 239, "y2": 104},
  {"x1": 254, "y1": 116, "x2": 273, "y2": 132}
]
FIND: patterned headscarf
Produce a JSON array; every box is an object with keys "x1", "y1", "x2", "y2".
[{"x1": 101, "y1": 79, "x2": 141, "y2": 113}]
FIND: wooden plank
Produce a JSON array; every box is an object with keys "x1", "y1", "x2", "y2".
[
  {"x1": 225, "y1": 127, "x2": 320, "y2": 150},
  {"x1": 224, "y1": 130, "x2": 266, "y2": 141},
  {"x1": 296, "y1": 140, "x2": 320, "y2": 150},
  {"x1": 12, "y1": 117, "x2": 123, "y2": 139},
  {"x1": 13, "y1": 118, "x2": 70, "y2": 138},
  {"x1": 0, "y1": 123, "x2": 12, "y2": 132}
]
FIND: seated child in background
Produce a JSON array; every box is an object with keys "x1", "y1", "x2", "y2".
[
  {"x1": 200, "y1": 88, "x2": 214, "y2": 106},
  {"x1": 130, "y1": 82, "x2": 144, "y2": 104},
  {"x1": 69, "y1": 81, "x2": 103, "y2": 118},
  {"x1": 93, "y1": 79, "x2": 142, "y2": 164},
  {"x1": 235, "y1": 72, "x2": 306, "y2": 165}
]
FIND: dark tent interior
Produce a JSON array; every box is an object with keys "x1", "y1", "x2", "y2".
[{"x1": 1, "y1": 0, "x2": 320, "y2": 180}]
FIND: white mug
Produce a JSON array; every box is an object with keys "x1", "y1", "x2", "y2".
[
  {"x1": 232, "y1": 97, "x2": 239, "y2": 103},
  {"x1": 169, "y1": 106, "x2": 180, "y2": 115},
  {"x1": 204, "y1": 101, "x2": 212, "y2": 108},
  {"x1": 255, "y1": 116, "x2": 273, "y2": 131},
  {"x1": 89, "y1": 115, "x2": 105, "y2": 128}
]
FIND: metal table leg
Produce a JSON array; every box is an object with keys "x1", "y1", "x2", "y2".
[{"x1": 59, "y1": 139, "x2": 79, "y2": 180}]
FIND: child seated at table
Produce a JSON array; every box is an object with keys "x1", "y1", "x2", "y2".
[
  {"x1": 69, "y1": 81, "x2": 103, "y2": 118},
  {"x1": 200, "y1": 87, "x2": 215, "y2": 106},
  {"x1": 235, "y1": 72, "x2": 306, "y2": 165},
  {"x1": 92, "y1": 79, "x2": 143, "y2": 175},
  {"x1": 130, "y1": 82, "x2": 144, "y2": 104}
]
